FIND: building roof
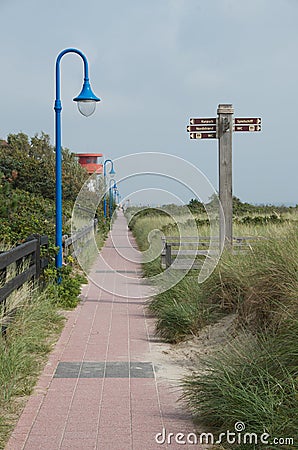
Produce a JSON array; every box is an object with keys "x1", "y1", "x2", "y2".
[{"x1": 76, "y1": 153, "x2": 103, "y2": 157}]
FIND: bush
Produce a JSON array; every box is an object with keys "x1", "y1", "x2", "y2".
[{"x1": 45, "y1": 264, "x2": 87, "y2": 309}]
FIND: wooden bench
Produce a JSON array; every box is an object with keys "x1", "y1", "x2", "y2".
[{"x1": 161, "y1": 236, "x2": 264, "y2": 269}]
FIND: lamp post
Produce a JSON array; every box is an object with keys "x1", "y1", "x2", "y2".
[
  {"x1": 109, "y1": 178, "x2": 117, "y2": 218},
  {"x1": 54, "y1": 48, "x2": 100, "y2": 270},
  {"x1": 115, "y1": 189, "x2": 120, "y2": 205},
  {"x1": 103, "y1": 159, "x2": 115, "y2": 218}
]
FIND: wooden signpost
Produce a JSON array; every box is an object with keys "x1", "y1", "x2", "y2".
[{"x1": 187, "y1": 105, "x2": 262, "y2": 247}]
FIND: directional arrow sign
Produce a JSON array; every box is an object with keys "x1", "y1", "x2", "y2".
[
  {"x1": 234, "y1": 125, "x2": 261, "y2": 132},
  {"x1": 190, "y1": 118, "x2": 217, "y2": 125},
  {"x1": 234, "y1": 118, "x2": 261, "y2": 125},
  {"x1": 187, "y1": 125, "x2": 217, "y2": 132},
  {"x1": 190, "y1": 132, "x2": 217, "y2": 139}
]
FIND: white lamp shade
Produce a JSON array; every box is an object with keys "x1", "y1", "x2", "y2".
[{"x1": 77, "y1": 100, "x2": 97, "y2": 117}]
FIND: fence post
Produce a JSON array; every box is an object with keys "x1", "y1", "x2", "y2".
[
  {"x1": 0, "y1": 252, "x2": 7, "y2": 285},
  {"x1": 165, "y1": 243, "x2": 172, "y2": 268},
  {"x1": 25, "y1": 234, "x2": 41, "y2": 279},
  {"x1": 94, "y1": 217, "x2": 98, "y2": 232},
  {"x1": 63, "y1": 235, "x2": 68, "y2": 258}
]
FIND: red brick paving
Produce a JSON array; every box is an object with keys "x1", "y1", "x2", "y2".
[{"x1": 6, "y1": 211, "x2": 202, "y2": 450}]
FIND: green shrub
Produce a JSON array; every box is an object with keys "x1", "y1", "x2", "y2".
[{"x1": 45, "y1": 264, "x2": 87, "y2": 309}]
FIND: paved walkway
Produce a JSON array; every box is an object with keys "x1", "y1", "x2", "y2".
[{"x1": 6, "y1": 212, "x2": 201, "y2": 450}]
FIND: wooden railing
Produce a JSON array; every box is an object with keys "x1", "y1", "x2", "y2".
[
  {"x1": 0, "y1": 235, "x2": 49, "y2": 304},
  {"x1": 161, "y1": 236, "x2": 264, "y2": 269},
  {"x1": 63, "y1": 219, "x2": 98, "y2": 258}
]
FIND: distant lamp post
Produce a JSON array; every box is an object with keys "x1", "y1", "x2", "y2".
[
  {"x1": 103, "y1": 159, "x2": 115, "y2": 218},
  {"x1": 109, "y1": 179, "x2": 117, "y2": 218},
  {"x1": 54, "y1": 48, "x2": 100, "y2": 270}
]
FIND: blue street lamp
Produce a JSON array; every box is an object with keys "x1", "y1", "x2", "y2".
[
  {"x1": 109, "y1": 178, "x2": 117, "y2": 218},
  {"x1": 103, "y1": 159, "x2": 115, "y2": 218},
  {"x1": 54, "y1": 48, "x2": 100, "y2": 270}
]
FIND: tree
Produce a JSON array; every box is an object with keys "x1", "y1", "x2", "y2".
[{"x1": 0, "y1": 132, "x2": 88, "y2": 201}]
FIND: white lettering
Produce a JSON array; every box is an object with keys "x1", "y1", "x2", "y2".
[
  {"x1": 216, "y1": 432, "x2": 226, "y2": 444},
  {"x1": 187, "y1": 433, "x2": 198, "y2": 444},
  {"x1": 155, "y1": 428, "x2": 166, "y2": 444},
  {"x1": 243, "y1": 433, "x2": 258, "y2": 444},
  {"x1": 260, "y1": 432, "x2": 270, "y2": 444},
  {"x1": 226, "y1": 431, "x2": 236, "y2": 444},
  {"x1": 167, "y1": 432, "x2": 174, "y2": 444},
  {"x1": 175, "y1": 433, "x2": 186, "y2": 444},
  {"x1": 199, "y1": 433, "x2": 214, "y2": 444}
]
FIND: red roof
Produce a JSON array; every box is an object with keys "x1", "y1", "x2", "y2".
[{"x1": 76, "y1": 153, "x2": 103, "y2": 157}]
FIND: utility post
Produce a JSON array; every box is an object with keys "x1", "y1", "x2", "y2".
[{"x1": 217, "y1": 104, "x2": 234, "y2": 247}]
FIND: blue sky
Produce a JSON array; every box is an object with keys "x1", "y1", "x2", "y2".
[{"x1": 0, "y1": 0, "x2": 297, "y2": 205}]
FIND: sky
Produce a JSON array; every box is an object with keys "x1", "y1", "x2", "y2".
[{"x1": 0, "y1": 0, "x2": 297, "y2": 205}]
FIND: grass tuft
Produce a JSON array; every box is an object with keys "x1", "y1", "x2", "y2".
[{"x1": 182, "y1": 324, "x2": 298, "y2": 448}]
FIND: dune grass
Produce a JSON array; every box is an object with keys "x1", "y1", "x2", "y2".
[
  {"x1": 128, "y1": 206, "x2": 298, "y2": 448},
  {"x1": 182, "y1": 325, "x2": 297, "y2": 449},
  {"x1": 0, "y1": 284, "x2": 65, "y2": 449}
]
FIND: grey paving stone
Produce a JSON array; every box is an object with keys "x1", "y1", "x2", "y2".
[
  {"x1": 105, "y1": 361, "x2": 130, "y2": 378},
  {"x1": 53, "y1": 362, "x2": 155, "y2": 379},
  {"x1": 54, "y1": 362, "x2": 81, "y2": 378},
  {"x1": 81, "y1": 362, "x2": 105, "y2": 378},
  {"x1": 130, "y1": 362, "x2": 154, "y2": 378}
]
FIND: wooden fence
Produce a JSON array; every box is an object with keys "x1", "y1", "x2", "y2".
[
  {"x1": 63, "y1": 219, "x2": 98, "y2": 258},
  {"x1": 0, "y1": 234, "x2": 49, "y2": 304},
  {"x1": 0, "y1": 218, "x2": 98, "y2": 305},
  {"x1": 161, "y1": 235, "x2": 264, "y2": 269}
]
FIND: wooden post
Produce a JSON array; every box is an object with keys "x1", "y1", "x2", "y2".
[
  {"x1": 165, "y1": 243, "x2": 172, "y2": 268},
  {"x1": 217, "y1": 104, "x2": 234, "y2": 247}
]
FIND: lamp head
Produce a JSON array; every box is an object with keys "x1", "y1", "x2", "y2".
[
  {"x1": 109, "y1": 167, "x2": 116, "y2": 175},
  {"x1": 73, "y1": 80, "x2": 100, "y2": 117}
]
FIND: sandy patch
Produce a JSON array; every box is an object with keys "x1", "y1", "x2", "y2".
[{"x1": 146, "y1": 313, "x2": 237, "y2": 382}]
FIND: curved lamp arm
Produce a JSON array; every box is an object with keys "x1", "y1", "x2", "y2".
[
  {"x1": 103, "y1": 159, "x2": 115, "y2": 177},
  {"x1": 55, "y1": 48, "x2": 89, "y2": 103},
  {"x1": 109, "y1": 178, "x2": 117, "y2": 189}
]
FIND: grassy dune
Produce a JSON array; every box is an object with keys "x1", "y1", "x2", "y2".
[{"x1": 128, "y1": 206, "x2": 298, "y2": 449}]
